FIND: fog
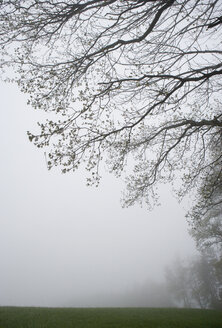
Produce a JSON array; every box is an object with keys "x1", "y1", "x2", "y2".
[{"x1": 0, "y1": 82, "x2": 197, "y2": 307}]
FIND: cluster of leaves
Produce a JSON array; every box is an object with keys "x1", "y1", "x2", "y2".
[{"x1": 0, "y1": 0, "x2": 222, "y2": 207}]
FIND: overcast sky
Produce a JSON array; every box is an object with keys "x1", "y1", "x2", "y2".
[{"x1": 0, "y1": 81, "x2": 197, "y2": 307}]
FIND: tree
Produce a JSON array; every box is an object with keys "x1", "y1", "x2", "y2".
[
  {"x1": 165, "y1": 254, "x2": 221, "y2": 309},
  {"x1": 187, "y1": 129, "x2": 222, "y2": 299},
  {"x1": 165, "y1": 257, "x2": 193, "y2": 308},
  {"x1": 189, "y1": 254, "x2": 220, "y2": 309},
  {"x1": 0, "y1": 0, "x2": 222, "y2": 206}
]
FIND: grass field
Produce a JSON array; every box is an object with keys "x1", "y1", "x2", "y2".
[{"x1": 0, "y1": 307, "x2": 221, "y2": 328}]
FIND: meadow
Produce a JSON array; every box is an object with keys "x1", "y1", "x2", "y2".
[{"x1": 0, "y1": 307, "x2": 222, "y2": 328}]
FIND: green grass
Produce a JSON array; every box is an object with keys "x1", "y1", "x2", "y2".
[{"x1": 0, "y1": 307, "x2": 221, "y2": 328}]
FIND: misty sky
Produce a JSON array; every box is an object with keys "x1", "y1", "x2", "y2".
[{"x1": 0, "y1": 81, "x2": 197, "y2": 307}]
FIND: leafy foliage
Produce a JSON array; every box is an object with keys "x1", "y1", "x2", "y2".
[
  {"x1": 0, "y1": 0, "x2": 222, "y2": 206},
  {"x1": 187, "y1": 130, "x2": 222, "y2": 284}
]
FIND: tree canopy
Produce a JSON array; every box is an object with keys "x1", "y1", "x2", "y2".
[
  {"x1": 0, "y1": 0, "x2": 222, "y2": 207},
  {"x1": 188, "y1": 133, "x2": 222, "y2": 273},
  {"x1": 165, "y1": 254, "x2": 222, "y2": 309}
]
